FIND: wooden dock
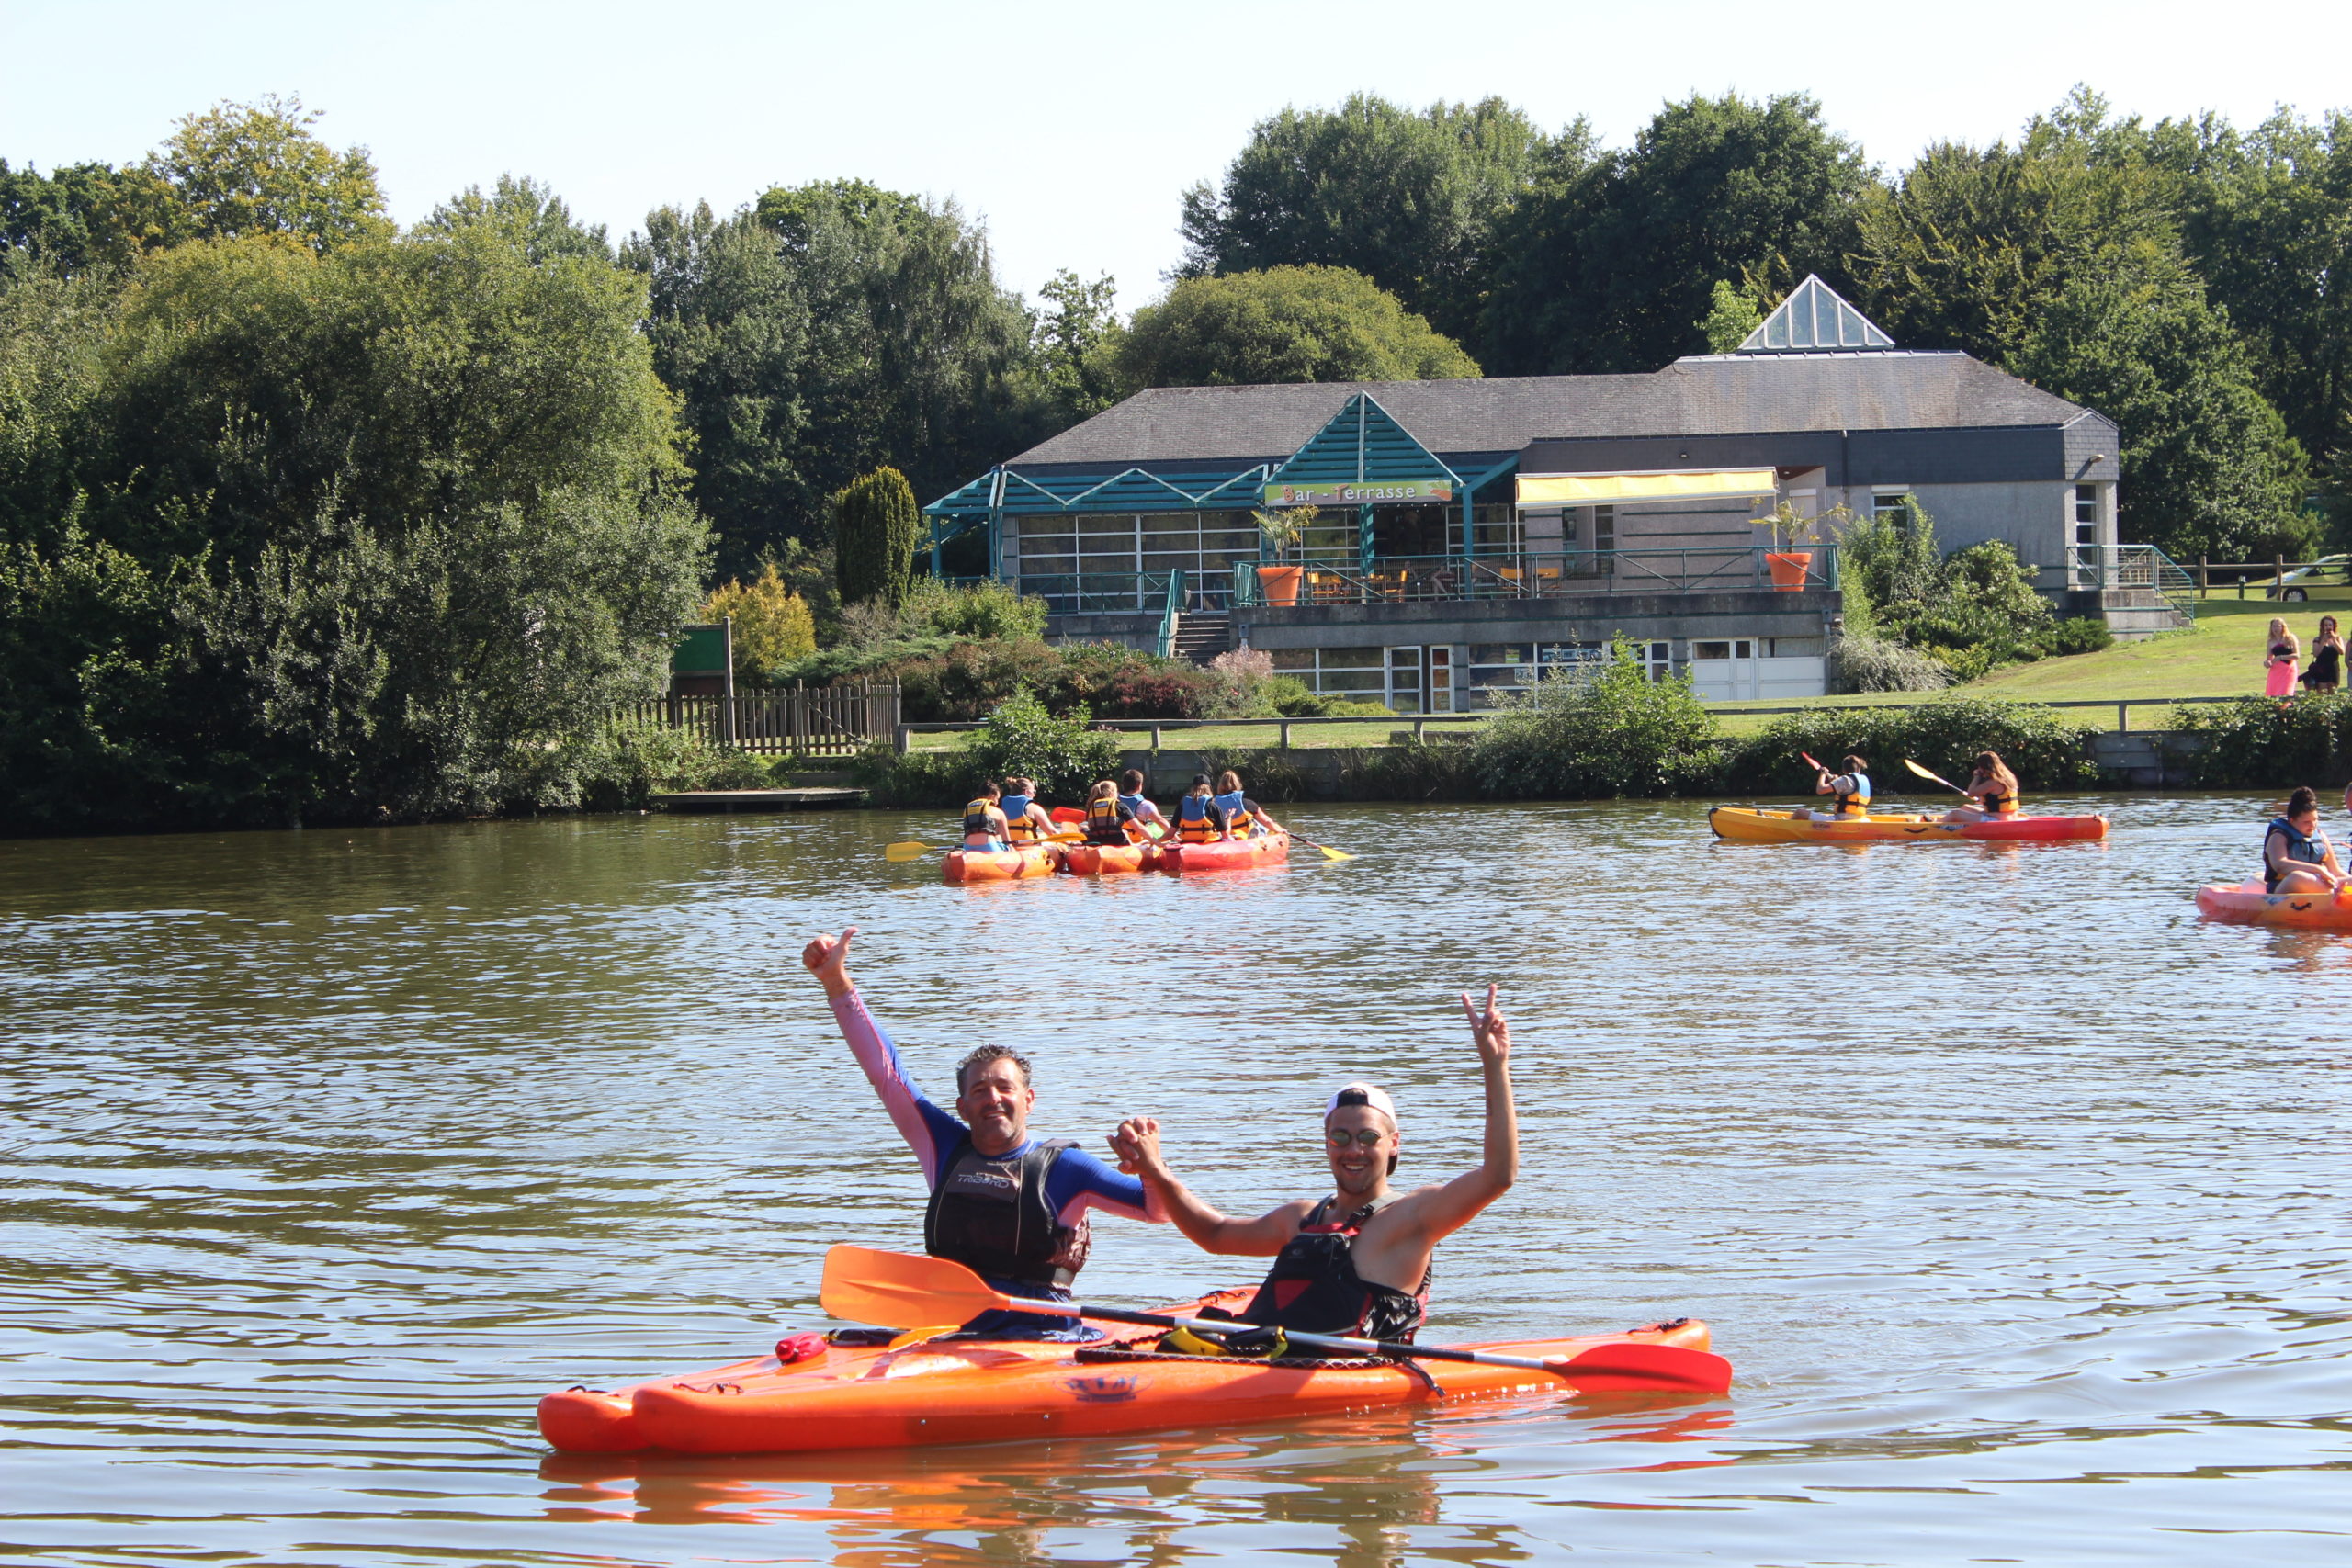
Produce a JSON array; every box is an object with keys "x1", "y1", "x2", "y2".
[{"x1": 650, "y1": 787, "x2": 867, "y2": 813}]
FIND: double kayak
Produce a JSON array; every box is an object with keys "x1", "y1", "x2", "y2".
[
  {"x1": 1162, "y1": 831, "x2": 1291, "y2": 873},
  {"x1": 2196, "y1": 878, "x2": 2352, "y2": 930},
  {"x1": 1058, "y1": 840, "x2": 1163, "y2": 875},
  {"x1": 941, "y1": 843, "x2": 1061, "y2": 884},
  {"x1": 1708, "y1": 807, "x2": 2109, "y2": 843},
  {"x1": 538, "y1": 1289, "x2": 1722, "y2": 1455}
]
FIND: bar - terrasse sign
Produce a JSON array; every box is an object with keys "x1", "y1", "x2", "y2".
[{"x1": 1262, "y1": 479, "x2": 1453, "y2": 506}]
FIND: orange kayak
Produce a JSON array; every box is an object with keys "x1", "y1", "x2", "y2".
[
  {"x1": 2196, "y1": 878, "x2": 2352, "y2": 930},
  {"x1": 941, "y1": 843, "x2": 1060, "y2": 884},
  {"x1": 1708, "y1": 807, "x2": 2109, "y2": 843},
  {"x1": 1058, "y1": 839, "x2": 1163, "y2": 876},
  {"x1": 1161, "y1": 831, "x2": 1291, "y2": 874},
  {"x1": 538, "y1": 1289, "x2": 1720, "y2": 1455}
]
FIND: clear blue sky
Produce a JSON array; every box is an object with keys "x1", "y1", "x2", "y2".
[{"x1": 6, "y1": 1, "x2": 2349, "y2": 314}]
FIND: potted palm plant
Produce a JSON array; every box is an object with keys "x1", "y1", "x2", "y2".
[
  {"x1": 1758, "y1": 501, "x2": 1824, "y2": 591},
  {"x1": 1253, "y1": 505, "x2": 1314, "y2": 606}
]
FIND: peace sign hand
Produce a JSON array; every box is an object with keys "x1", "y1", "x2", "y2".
[{"x1": 1461, "y1": 983, "x2": 1510, "y2": 1066}]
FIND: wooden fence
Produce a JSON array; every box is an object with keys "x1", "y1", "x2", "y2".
[{"x1": 619, "y1": 681, "x2": 901, "y2": 757}]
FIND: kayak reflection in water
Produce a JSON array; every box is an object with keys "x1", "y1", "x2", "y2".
[
  {"x1": 1108, "y1": 987, "x2": 1517, "y2": 1350},
  {"x1": 802, "y1": 928, "x2": 1169, "y2": 1339}
]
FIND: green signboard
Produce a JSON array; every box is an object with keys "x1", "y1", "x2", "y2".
[
  {"x1": 1262, "y1": 479, "x2": 1453, "y2": 507},
  {"x1": 672, "y1": 624, "x2": 730, "y2": 675}
]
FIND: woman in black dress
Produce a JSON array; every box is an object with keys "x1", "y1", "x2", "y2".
[{"x1": 2301, "y1": 615, "x2": 2344, "y2": 694}]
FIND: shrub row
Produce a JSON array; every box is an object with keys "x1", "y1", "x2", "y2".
[{"x1": 2171, "y1": 694, "x2": 2352, "y2": 789}]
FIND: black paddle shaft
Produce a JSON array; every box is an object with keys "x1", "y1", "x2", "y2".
[{"x1": 1002, "y1": 1293, "x2": 1505, "y2": 1368}]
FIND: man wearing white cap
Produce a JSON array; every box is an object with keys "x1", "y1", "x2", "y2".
[{"x1": 1109, "y1": 986, "x2": 1516, "y2": 1344}]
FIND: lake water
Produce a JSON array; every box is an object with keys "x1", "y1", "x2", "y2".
[{"x1": 3, "y1": 796, "x2": 2346, "y2": 1566}]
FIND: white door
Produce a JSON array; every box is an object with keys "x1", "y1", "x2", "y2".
[
  {"x1": 1689, "y1": 638, "x2": 1758, "y2": 700},
  {"x1": 1386, "y1": 646, "x2": 1423, "y2": 714},
  {"x1": 1426, "y1": 647, "x2": 1454, "y2": 713}
]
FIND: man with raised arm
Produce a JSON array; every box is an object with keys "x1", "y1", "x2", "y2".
[
  {"x1": 802, "y1": 927, "x2": 1165, "y2": 1338},
  {"x1": 1109, "y1": 987, "x2": 1516, "y2": 1346}
]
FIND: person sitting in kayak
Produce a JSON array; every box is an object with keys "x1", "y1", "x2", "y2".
[
  {"x1": 1811, "y1": 755, "x2": 1871, "y2": 820},
  {"x1": 1080, "y1": 780, "x2": 1143, "y2": 846},
  {"x1": 999, "y1": 777, "x2": 1057, "y2": 846},
  {"x1": 802, "y1": 927, "x2": 1167, "y2": 1338},
  {"x1": 1172, "y1": 775, "x2": 1231, "y2": 843},
  {"x1": 1943, "y1": 751, "x2": 2021, "y2": 823},
  {"x1": 2264, "y1": 787, "x2": 2346, "y2": 895},
  {"x1": 1213, "y1": 770, "x2": 1283, "y2": 839},
  {"x1": 1107, "y1": 985, "x2": 1516, "y2": 1348},
  {"x1": 1116, "y1": 769, "x2": 1168, "y2": 840},
  {"x1": 962, "y1": 781, "x2": 1010, "y2": 852}
]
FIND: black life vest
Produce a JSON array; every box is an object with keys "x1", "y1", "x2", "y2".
[
  {"x1": 1085, "y1": 795, "x2": 1129, "y2": 845},
  {"x1": 1237, "y1": 1195, "x2": 1429, "y2": 1342},
  {"x1": 1978, "y1": 788, "x2": 2018, "y2": 817},
  {"x1": 963, "y1": 797, "x2": 1003, "y2": 840},
  {"x1": 2265, "y1": 816, "x2": 2329, "y2": 890},
  {"x1": 922, "y1": 1137, "x2": 1090, "y2": 1292}
]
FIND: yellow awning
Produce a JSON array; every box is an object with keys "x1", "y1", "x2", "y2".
[{"x1": 1516, "y1": 469, "x2": 1776, "y2": 506}]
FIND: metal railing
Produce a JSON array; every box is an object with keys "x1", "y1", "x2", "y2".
[
  {"x1": 620, "y1": 681, "x2": 901, "y2": 757},
  {"x1": 1229, "y1": 547, "x2": 1838, "y2": 607},
  {"x1": 2068, "y1": 544, "x2": 2197, "y2": 624},
  {"x1": 1155, "y1": 570, "x2": 1186, "y2": 659},
  {"x1": 1015, "y1": 570, "x2": 1232, "y2": 617}
]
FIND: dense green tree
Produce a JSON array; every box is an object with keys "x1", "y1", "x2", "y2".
[
  {"x1": 143, "y1": 95, "x2": 390, "y2": 253},
  {"x1": 0, "y1": 224, "x2": 705, "y2": 832},
  {"x1": 1177, "y1": 94, "x2": 1579, "y2": 342},
  {"x1": 2014, "y1": 247, "x2": 2313, "y2": 560},
  {"x1": 1479, "y1": 92, "x2": 1874, "y2": 374},
  {"x1": 628, "y1": 179, "x2": 1038, "y2": 575},
  {"x1": 833, "y1": 466, "x2": 921, "y2": 610},
  {"x1": 421, "y1": 174, "x2": 612, "y2": 264},
  {"x1": 1114, "y1": 265, "x2": 1478, "y2": 389},
  {"x1": 1032, "y1": 268, "x2": 1124, "y2": 425},
  {"x1": 0, "y1": 160, "x2": 179, "y2": 274}
]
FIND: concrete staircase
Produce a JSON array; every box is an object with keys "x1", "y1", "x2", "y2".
[{"x1": 1170, "y1": 612, "x2": 1236, "y2": 665}]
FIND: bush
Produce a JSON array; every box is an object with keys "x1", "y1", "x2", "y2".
[
  {"x1": 790, "y1": 636, "x2": 1218, "y2": 722},
  {"x1": 855, "y1": 688, "x2": 1123, "y2": 807},
  {"x1": 833, "y1": 466, "x2": 919, "y2": 610},
  {"x1": 703, "y1": 562, "x2": 817, "y2": 684},
  {"x1": 1204, "y1": 647, "x2": 1273, "y2": 717},
  {"x1": 555, "y1": 721, "x2": 777, "y2": 812},
  {"x1": 1267, "y1": 674, "x2": 1392, "y2": 717},
  {"x1": 2044, "y1": 615, "x2": 2115, "y2": 656},
  {"x1": 1469, "y1": 638, "x2": 1720, "y2": 798},
  {"x1": 899, "y1": 576, "x2": 1048, "y2": 642},
  {"x1": 1713, "y1": 697, "x2": 2101, "y2": 796},
  {"x1": 1828, "y1": 633, "x2": 1950, "y2": 694},
  {"x1": 2170, "y1": 694, "x2": 2352, "y2": 788}
]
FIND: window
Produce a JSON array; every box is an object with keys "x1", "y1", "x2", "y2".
[
  {"x1": 1872, "y1": 490, "x2": 1911, "y2": 523},
  {"x1": 1014, "y1": 511, "x2": 1258, "y2": 612},
  {"x1": 2074, "y1": 484, "x2": 2100, "y2": 548},
  {"x1": 1270, "y1": 647, "x2": 1385, "y2": 698},
  {"x1": 1634, "y1": 640, "x2": 1674, "y2": 682},
  {"x1": 1467, "y1": 642, "x2": 1605, "y2": 705},
  {"x1": 1692, "y1": 639, "x2": 1756, "y2": 661}
]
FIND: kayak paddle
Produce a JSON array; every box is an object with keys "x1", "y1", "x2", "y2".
[
  {"x1": 819, "y1": 1246, "x2": 1730, "y2": 1393},
  {"x1": 1799, "y1": 750, "x2": 1828, "y2": 773},
  {"x1": 1901, "y1": 758, "x2": 1970, "y2": 795},
  {"x1": 883, "y1": 829, "x2": 1084, "y2": 863},
  {"x1": 1284, "y1": 832, "x2": 1356, "y2": 863}
]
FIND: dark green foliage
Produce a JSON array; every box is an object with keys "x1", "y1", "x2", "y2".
[
  {"x1": 1479, "y1": 92, "x2": 1872, "y2": 374},
  {"x1": 1177, "y1": 94, "x2": 1578, "y2": 343},
  {"x1": 563, "y1": 722, "x2": 778, "y2": 812},
  {"x1": 2169, "y1": 694, "x2": 2352, "y2": 788},
  {"x1": 855, "y1": 689, "x2": 1120, "y2": 806},
  {"x1": 1468, "y1": 639, "x2": 1721, "y2": 798},
  {"x1": 418, "y1": 175, "x2": 611, "y2": 264},
  {"x1": 2050, "y1": 616, "x2": 2115, "y2": 655},
  {"x1": 1715, "y1": 699, "x2": 2102, "y2": 797},
  {"x1": 1834, "y1": 501, "x2": 2057, "y2": 680},
  {"x1": 1266, "y1": 675, "x2": 1390, "y2": 717},
  {"x1": 1115, "y1": 265, "x2": 1478, "y2": 389},
  {"x1": 1827, "y1": 633, "x2": 1950, "y2": 694},
  {"x1": 833, "y1": 466, "x2": 919, "y2": 610}
]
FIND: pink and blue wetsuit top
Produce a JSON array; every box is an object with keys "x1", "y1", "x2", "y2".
[{"x1": 829, "y1": 987, "x2": 1164, "y2": 1336}]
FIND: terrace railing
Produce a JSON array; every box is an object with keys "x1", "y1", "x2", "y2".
[
  {"x1": 1016, "y1": 570, "x2": 1235, "y2": 617},
  {"x1": 1230, "y1": 547, "x2": 1838, "y2": 607},
  {"x1": 618, "y1": 680, "x2": 900, "y2": 757},
  {"x1": 2069, "y1": 544, "x2": 2197, "y2": 624}
]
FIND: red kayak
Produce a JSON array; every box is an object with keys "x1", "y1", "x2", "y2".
[{"x1": 1161, "y1": 831, "x2": 1291, "y2": 874}]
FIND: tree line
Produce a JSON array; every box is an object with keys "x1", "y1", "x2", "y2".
[{"x1": 5, "y1": 86, "x2": 2347, "y2": 831}]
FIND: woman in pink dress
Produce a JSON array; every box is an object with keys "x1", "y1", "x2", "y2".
[{"x1": 2263, "y1": 617, "x2": 2300, "y2": 698}]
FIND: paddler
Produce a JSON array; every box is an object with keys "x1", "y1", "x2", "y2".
[
  {"x1": 1171, "y1": 774, "x2": 1231, "y2": 843},
  {"x1": 1811, "y1": 754, "x2": 1871, "y2": 820},
  {"x1": 961, "y1": 780, "x2": 1011, "y2": 852},
  {"x1": 802, "y1": 927, "x2": 1167, "y2": 1337},
  {"x1": 1107, "y1": 986, "x2": 1516, "y2": 1350},
  {"x1": 1943, "y1": 751, "x2": 2022, "y2": 824},
  {"x1": 999, "y1": 776, "x2": 1057, "y2": 846},
  {"x1": 1213, "y1": 769, "x2": 1284, "y2": 839},
  {"x1": 1080, "y1": 779, "x2": 1143, "y2": 846},
  {"x1": 2264, "y1": 787, "x2": 2346, "y2": 894},
  {"x1": 1116, "y1": 769, "x2": 1168, "y2": 840}
]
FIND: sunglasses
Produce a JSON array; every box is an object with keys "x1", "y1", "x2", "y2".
[{"x1": 1325, "y1": 1128, "x2": 1387, "y2": 1148}]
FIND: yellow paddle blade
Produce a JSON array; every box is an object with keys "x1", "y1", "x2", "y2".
[
  {"x1": 820, "y1": 1245, "x2": 1007, "y2": 1328},
  {"x1": 1314, "y1": 843, "x2": 1356, "y2": 862},
  {"x1": 883, "y1": 841, "x2": 941, "y2": 862},
  {"x1": 1900, "y1": 758, "x2": 1939, "y2": 780}
]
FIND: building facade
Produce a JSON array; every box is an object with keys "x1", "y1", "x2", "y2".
[{"x1": 925, "y1": 278, "x2": 2150, "y2": 710}]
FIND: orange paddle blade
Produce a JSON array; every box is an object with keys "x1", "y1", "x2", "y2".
[
  {"x1": 820, "y1": 1245, "x2": 1008, "y2": 1329},
  {"x1": 1544, "y1": 1342, "x2": 1732, "y2": 1393}
]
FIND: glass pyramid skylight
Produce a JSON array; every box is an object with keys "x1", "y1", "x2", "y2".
[{"x1": 1736, "y1": 276, "x2": 1894, "y2": 353}]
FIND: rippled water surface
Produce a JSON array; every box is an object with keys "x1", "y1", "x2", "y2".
[{"x1": 3, "y1": 796, "x2": 2347, "y2": 1566}]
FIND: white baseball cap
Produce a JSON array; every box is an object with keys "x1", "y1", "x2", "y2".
[{"x1": 1325, "y1": 1083, "x2": 1397, "y2": 1124}]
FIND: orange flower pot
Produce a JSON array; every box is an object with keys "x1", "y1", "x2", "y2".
[
  {"x1": 1765, "y1": 550, "x2": 1814, "y2": 591},
  {"x1": 1257, "y1": 565, "x2": 1304, "y2": 606}
]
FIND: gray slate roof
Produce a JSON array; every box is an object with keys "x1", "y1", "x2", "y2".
[{"x1": 1010, "y1": 352, "x2": 2098, "y2": 469}]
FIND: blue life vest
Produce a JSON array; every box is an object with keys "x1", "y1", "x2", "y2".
[
  {"x1": 1832, "y1": 772, "x2": 1871, "y2": 816},
  {"x1": 2266, "y1": 815, "x2": 2329, "y2": 889},
  {"x1": 1001, "y1": 792, "x2": 1038, "y2": 842},
  {"x1": 1214, "y1": 789, "x2": 1252, "y2": 834}
]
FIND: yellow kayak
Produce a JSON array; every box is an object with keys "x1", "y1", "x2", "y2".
[{"x1": 1708, "y1": 806, "x2": 2109, "y2": 843}]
